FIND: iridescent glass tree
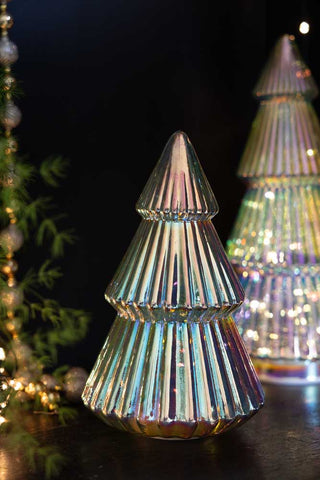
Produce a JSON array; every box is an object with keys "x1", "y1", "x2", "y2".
[
  {"x1": 82, "y1": 131, "x2": 264, "y2": 439},
  {"x1": 227, "y1": 34, "x2": 320, "y2": 384}
]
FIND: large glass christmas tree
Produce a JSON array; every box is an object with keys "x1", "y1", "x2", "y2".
[
  {"x1": 227, "y1": 34, "x2": 320, "y2": 384},
  {"x1": 83, "y1": 131, "x2": 264, "y2": 439}
]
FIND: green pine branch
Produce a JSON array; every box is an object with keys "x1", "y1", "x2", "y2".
[
  {"x1": 37, "y1": 216, "x2": 77, "y2": 257},
  {"x1": 0, "y1": 64, "x2": 91, "y2": 478},
  {"x1": 40, "y1": 156, "x2": 69, "y2": 187}
]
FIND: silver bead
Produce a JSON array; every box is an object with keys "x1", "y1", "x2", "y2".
[
  {"x1": 0, "y1": 224, "x2": 24, "y2": 252},
  {"x1": 0, "y1": 36, "x2": 18, "y2": 65},
  {"x1": 41, "y1": 374, "x2": 60, "y2": 391},
  {"x1": 1, "y1": 102, "x2": 22, "y2": 129},
  {"x1": 0, "y1": 285, "x2": 23, "y2": 309},
  {"x1": 10, "y1": 340, "x2": 32, "y2": 365},
  {"x1": 64, "y1": 367, "x2": 88, "y2": 402}
]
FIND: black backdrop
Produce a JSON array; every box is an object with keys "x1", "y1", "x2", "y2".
[{"x1": 7, "y1": 0, "x2": 320, "y2": 370}]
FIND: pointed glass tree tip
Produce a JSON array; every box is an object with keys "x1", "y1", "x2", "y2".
[
  {"x1": 136, "y1": 131, "x2": 219, "y2": 221},
  {"x1": 253, "y1": 34, "x2": 318, "y2": 99}
]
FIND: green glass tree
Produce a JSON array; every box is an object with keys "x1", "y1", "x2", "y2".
[
  {"x1": 227, "y1": 34, "x2": 320, "y2": 384},
  {"x1": 83, "y1": 131, "x2": 264, "y2": 440}
]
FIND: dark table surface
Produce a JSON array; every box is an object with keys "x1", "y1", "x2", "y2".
[{"x1": 1, "y1": 383, "x2": 320, "y2": 480}]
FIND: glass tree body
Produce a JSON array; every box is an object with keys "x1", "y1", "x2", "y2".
[
  {"x1": 227, "y1": 35, "x2": 320, "y2": 384},
  {"x1": 83, "y1": 132, "x2": 264, "y2": 439}
]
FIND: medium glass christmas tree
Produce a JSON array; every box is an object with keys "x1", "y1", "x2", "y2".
[
  {"x1": 227, "y1": 34, "x2": 320, "y2": 384},
  {"x1": 82, "y1": 131, "x2": 264, "y2": 439}
]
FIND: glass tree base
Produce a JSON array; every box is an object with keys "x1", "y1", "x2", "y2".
[
  {"x1": 82, "y1": 315, "x2": 264, "y2": 440},
  {"x1": 252, "y1": 358, "x2": 320, "y2": 385}
]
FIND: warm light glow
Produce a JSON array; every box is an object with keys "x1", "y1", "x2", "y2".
[
  {"x1": 264, "y1": 191, "x2": 275, "y2": 199},
  {"x1": 257, "y1": 347, "x2": 271, "y2": 356},
  {"x1": 25, "y1": 382, "x2": 35, "y2": 395},
  {"x1": 40, "y1": 392, "x2": 49, "y2": 406},
  {"x1": 289, "y1": 242, "x2": 301, "y2": 250},
  {"x1": 0, "y1": 416, "x2": 6, "y2": 426},
  {"x1": 0, "y1": 450, "x2": 10, "y2": 480},
  {"x1": 246, "y1": 329, "x2": 259, "y2": 341},
  {"x1": 267, "y1": 251, "x2": 278, "y2": 263},
  {"x1": 307, "y1": 148, "x2": 314, "y2": 156},
  {"x1": 310, "y1": 292, "x2": 319, "y2": 302},
  {"x1": 0, "y1": 348, "x2": 5, "y2": 361},
  {"x1": 9, "y1": 379, "x2": 22, "y2": 391},
  {"x1": 293, "y1": 288, "x2": 303, "y2": 296},
  {"x1": 250, "y1": 300, "x2": 260, "y2": 310},
  {"x1": 299, "y1": 21, "x2": 310, "y2": 34}
]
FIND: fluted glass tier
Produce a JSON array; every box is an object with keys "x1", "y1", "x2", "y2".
[
  {"x1": 106, "y1": 220, "x2": 243, "y2": 320},
  {"x1": 228, "y1": 182, "x2": 320, "y2": 266},
  {"x1": 228, "y1": 180, "x2": 320, "y2": 383},
  {"x1": 238, "y1": 100, "x2": 320, "y2": 178},
  {"x1": 228, "y1": 181, "x2": 320, "y2": 384},
  {"x1": 253, "y1": 34, "x2": 318, "y2": 99},
  {"x1": 82, "y1": 315, "x2": 264, "y2": 439},
  {"x1": 232, "y1": 265, "x2": 320, "y2": 382},
  {"x1": 83, "y1": 131, "x2": 264, "y2": 437}
]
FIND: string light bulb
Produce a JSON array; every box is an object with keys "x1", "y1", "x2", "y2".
[
  {"x1": 299, "y1": 21, "x2": 310, "y2": 35},
  {"x1": 0, "y1": 347, "x2": 5, "y2": 361}
]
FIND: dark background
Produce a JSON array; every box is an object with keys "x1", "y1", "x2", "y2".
[{"x1": 7, "y1": 0, "x2": 320, "y2": 371}]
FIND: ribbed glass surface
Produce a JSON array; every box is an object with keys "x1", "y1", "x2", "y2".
[
  {"x1": 233, "y1": 267, "x2": 320, "y2": 360},
  {"x1": 136, "y1": 132, "x2": 219, "y2": 221},
  {"x1": 83, "y1": 315, "x2": 264, "y2": 439},
  {"x1": 83, "y1": 131, "x2": 264, "y2": 438},
  {"x1": 228, "y1": 183, "x2": 320, "y2": 266},
  {"x1": 238, "y1": 99, "x2": 320, "y2": 178},
  {"x1": 253, "y1": 34, "x2": 318, "y2": 99},
  {"x1": 227, "y1": 35, "x2": 320, "y2": 384},
  {"x1": 106, "y1": 220, "x2": 244, "y2": 320}
]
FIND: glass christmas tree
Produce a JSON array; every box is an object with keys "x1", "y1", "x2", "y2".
[
  {"x1": 227, "y1": 34, "x2": 320, "y2": 384},
  {"x1": 82, "y1": 131, "x2": 264, "y2": 439}
]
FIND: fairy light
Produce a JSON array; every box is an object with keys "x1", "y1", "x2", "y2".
[
  {"x1": 299, "y1": 21, "x2": 310, "y2": 35},
  {"x1": 0, "y1": 348, "x2": 5, "y2": 361},
  {"x1": 264, "y1": 191, "x2": 275, "y2": 199}
]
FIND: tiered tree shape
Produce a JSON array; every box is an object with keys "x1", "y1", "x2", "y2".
[
  {"x1": 227, "y1": 34, "x2": 320, "y2": 384},
  {"x1": 82, "y1": 131, "x2": 264, "y2": 439}
]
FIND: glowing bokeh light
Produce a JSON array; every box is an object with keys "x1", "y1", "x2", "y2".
[{"x1": 299, "y1": 21, "x2": 310, "y2": 34}]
